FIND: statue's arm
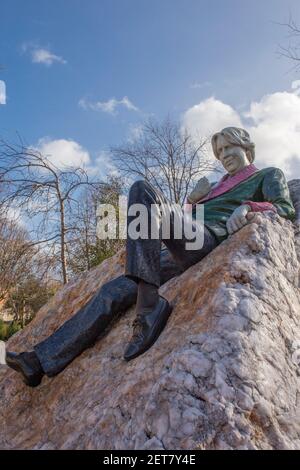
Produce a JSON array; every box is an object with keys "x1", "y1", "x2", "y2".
[
  {"x1": 227, "y1": 169, "x2": 295, "y2": 235},
  {"x1": 261, "y1": 168, "x2": 296, "y2": 221},
  {"x1": 241, "y1": 200, "x2": 276, "y2": 213}
]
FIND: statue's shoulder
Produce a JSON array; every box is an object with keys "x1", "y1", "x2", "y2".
[{"x1": 257, "y1": 166, "x2": 285, "y2": 177}]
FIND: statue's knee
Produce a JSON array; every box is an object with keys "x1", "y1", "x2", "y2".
[
  {"x1": 100, "y1": 276, "x2": 137, "y2": 299},
  {"x1": 129, "y1": 179, "x2": 147, "y2": 195}
]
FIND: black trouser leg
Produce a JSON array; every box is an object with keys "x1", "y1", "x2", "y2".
[
  {"x1": 34, "y1": 249, "x2": 181, "y2": 377},
  {"x1": 125, "y1": 180, "x2": 218, "y2": 287}
]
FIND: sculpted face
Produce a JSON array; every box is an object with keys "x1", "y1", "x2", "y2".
[{"x1": 216, "y1": 134, "x2": 250, "y2": 176}]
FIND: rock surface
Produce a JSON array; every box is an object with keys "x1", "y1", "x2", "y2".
[{"x1": 0, "y1": 212, "x2": 300, "y2": 450}]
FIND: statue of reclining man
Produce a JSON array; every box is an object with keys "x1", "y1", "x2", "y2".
[{"x1": 5, "y1": 127, "x2": 295, "y2": 387}]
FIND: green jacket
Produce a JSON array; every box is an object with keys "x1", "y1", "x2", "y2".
[{"x1": 192, "y1": 167, "x2": 295, "y2": 243}]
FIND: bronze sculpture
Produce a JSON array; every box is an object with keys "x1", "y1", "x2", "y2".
[{"x1": 6, "y1": 127, "x2": 295, "y2": 386}]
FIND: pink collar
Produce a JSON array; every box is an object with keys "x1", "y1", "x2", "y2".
[{"x1": 198, "y1": 164, "x2": 259, "y2": 203}]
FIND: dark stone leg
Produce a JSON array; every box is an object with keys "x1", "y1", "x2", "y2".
[
  {"x1": 125, "y1": 180, "x2": 218, "y2": 286},
  {"x1": 34, "y1": 250, "x2": 182, "y2": 377},
  {"x1": 123, "y1": 180, "x2": 218, "y2": 361},
  {"x1": 34, "y1": 276, "x2": 137, "y2": 377},
  {"x1": 125, "y1": 180, "x2": 164, "y2": 287}
]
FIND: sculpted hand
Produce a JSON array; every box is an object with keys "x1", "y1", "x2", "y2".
[
  {"x1": 188, "y1": 177, "x2": 212, "y2": 203},
  {"x1": 246, "y1": 211, "x2": 263, "y2": 224},
  {"x1": 226, "y1": 204, "x2": 251, "y2": 235}
]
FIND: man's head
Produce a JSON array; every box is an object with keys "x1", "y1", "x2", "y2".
[{"x1": 211, "y1": 127, "x2": 255, "y2": 176}]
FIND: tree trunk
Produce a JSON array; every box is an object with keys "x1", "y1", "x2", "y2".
[{"x1": 59, "y1": 199, "x2": 68, "y2": 284}]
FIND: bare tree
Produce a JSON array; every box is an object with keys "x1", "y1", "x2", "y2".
[
  {"x1": 67, "y1": 186, "x2": 96, "y2": 272},
  {"x1": 0, "y1": 138, "x2": 102, "y2": 284},
  {"x1": 278, "y1": 16, "x2": 300, "y2": 70},
  {"x1": 67, "y1": 177, "x2": 125, "y2": 273},
  {"x1": 0, "y1": 215, "x2": 35, "y2": 301},
  {"x1": 4, "y1": 275, "x2": 58, "y2": 328},
  {"x1": 111, "y1": 116, "x2": 220, "y2": 205}
]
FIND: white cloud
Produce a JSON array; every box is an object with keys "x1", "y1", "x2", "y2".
[
  {"x1": 291, "y1": 80, "x2": 300, "y2": 91},
  {"x1": 0, "y1": 80, "x2": 6, "y2": 105},
  {"x1": 182, "y1": 86, "x2": 300, "y2": 179},
  {"x1": 183, "y1": 96, "x2": 242, "y2": 140},
  {"x1": 35, "y1": 139, "x2": 120, "y2": 179},
  {"x1": 79, "y1": 96, "x2": 139, "y2": 115},
  {"x1": 32, "y1": 48, "x2": 66, "y2": 66},
  {"x1": 22, "y1": 42, "x2": 66, "y2": 66},
  {"x1": 93, "y1": 150, "x2": 119, "y2": 178},
  {"x1": 127, "y1": 123, "x2": 144, "y2": 143},
  {"x1": 3, "y1": 206, "x2": 22, "y2": 222},
  {"x1": 36, "y1": 138, "x2": 90, "y2": 168},
  {"x1": 244, "y1": 91, "x2": 300, "y2": 177},
  {"x1": 1, "y1": 206, "x2": 27, "y2": 228}
]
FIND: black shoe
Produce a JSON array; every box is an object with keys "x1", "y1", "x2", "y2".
[
  {"x1": 124, "y1": 296, "x2": 172, "y2": 361},
  {"x1": 6, "y1": 351, "x2": 44, "y2": 387}
]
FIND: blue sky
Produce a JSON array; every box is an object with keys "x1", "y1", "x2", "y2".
[{"x1": 1, "y1": 0, "x2": 300, "y2": 177}]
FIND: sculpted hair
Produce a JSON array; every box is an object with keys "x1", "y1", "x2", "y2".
[{"x1": 211, "y1": 127, "x2": 255, "y2": 163}]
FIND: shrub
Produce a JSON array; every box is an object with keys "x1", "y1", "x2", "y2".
[{"x1": 0, "y1": 319, "x2": 21, "y2": 341}]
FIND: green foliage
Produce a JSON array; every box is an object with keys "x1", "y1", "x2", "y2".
[
  {"x1": 4, "y1": 276, "x2": 58, "y2": 329},
  {"x1": 0, "y1": 319, "x2": 7, "y2": 341},
  {"x1": 0, "y1": 319, "x2": 21, "y2": 341},
  {"x1": 6, "y1": 321, "x2": 21, "y2": 339},
  {"x1": 89, "y1": 240, "x2": 123, "y2": 268}
]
